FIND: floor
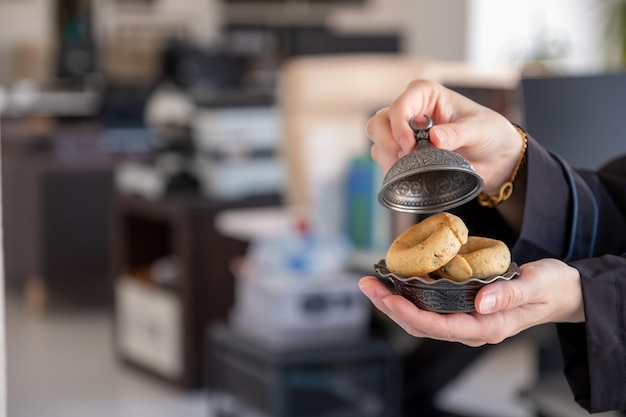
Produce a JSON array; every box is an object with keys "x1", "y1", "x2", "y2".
[
  {"x1": 5, "y1": 291, "x2": 619, "y2": 417},
  {"x1": 5, "y1": 295, "x2": 208, "y2": 417}
]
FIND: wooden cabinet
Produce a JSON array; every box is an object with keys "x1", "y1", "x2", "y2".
[{"x1": 112, "y1": 193, "x2": 280, "y2": 388}]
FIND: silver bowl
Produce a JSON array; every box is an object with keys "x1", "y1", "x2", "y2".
[{"x1": 374, "y1": 259, "x2": 520, "y2": 313}]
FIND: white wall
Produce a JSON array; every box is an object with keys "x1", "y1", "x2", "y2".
[
  {"x1": 405, "y1": 0, "x2": 609, "y2": 72},
  {"x1": 404, "y1": 0, "x2": 469, "y2": 61},
  {"x1": 467, "y1": 0, "x2": 607, "y2": 71}
]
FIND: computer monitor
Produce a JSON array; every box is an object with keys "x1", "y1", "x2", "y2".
[{"x1": 521, "y1": 71, "x2": 626, "y2": 170}]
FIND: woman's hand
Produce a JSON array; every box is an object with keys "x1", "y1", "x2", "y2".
[
  {"x1": 367, "y1": 79, "x2": 523, "y2": 196},
  {"x1": 359, "y1": 258, "x2": 584, "y2": 347}
]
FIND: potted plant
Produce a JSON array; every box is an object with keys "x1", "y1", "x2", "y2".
[{"x1": 606, "y1": 0, "x2": 626, "y2": 67}]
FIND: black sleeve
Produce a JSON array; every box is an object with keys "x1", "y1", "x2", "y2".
[
  {"x1": 565, "y1": 254, "x2": 626, "y2": 412},
  {"x1": 459, "y1": 137, "x2": 626, "y2": 412},
  {"x1": 455, "y1": 136, "x2": 576, "y2": 263},
  {"x1": 559, "y1": 160, "x2": 626, "y2": 413}
]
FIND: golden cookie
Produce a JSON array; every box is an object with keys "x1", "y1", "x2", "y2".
[
  {"x1": 385, "y1": 212, "x2": 468, "y2": 277},
  {"x1": 436, "y1": 236, "x2": 511, "y2": 281}
]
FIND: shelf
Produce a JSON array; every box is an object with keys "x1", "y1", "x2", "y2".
[
  {"x1": 224, "y1": 2, "x2": 360, "y2": 26},
  {"x1": 112, "y1": 192, "x2": 282, "y2": 387}
]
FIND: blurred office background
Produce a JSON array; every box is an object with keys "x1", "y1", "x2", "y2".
[{"x1": 1, "y1": 0, "x2": 625, "y2": 416}]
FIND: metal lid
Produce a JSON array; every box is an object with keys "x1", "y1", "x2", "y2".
[{"x1": 377, "y1": 115, "x2": 484, "y2": 213}]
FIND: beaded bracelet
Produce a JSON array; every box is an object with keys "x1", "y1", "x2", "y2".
[{"x1": 477, "y1": 123, "x2": 528, "y2": 208}]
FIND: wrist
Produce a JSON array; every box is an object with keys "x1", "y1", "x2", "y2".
[
  {"x1": 562, "y1": 264, "x2": 585, "y2": 323},
  {"x1": 478, "y1": 123, "x2": 527, "y2": 208}
]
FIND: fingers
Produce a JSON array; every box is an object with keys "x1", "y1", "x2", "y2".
[
  {"x1": 366, "y1": 112, "x2": 403, "y2": 172},
  {"x1": 366, "y1": 79, "x2": 442, "y2": 167},
  {"x1": 359, "y1": 277, "x2": 440, "y2": 340},
  {"x1": 429, "y1": 114, "x2": 495, "y2": 152},
  {"x1": 474, "y1": 261, "x2": 554, "y2": 316},
  {"x1": 377, "y1": 293, "x2": 500, "y2": 346},
  {"x1": 475, "y1": 279, "x2": 527, "y2": 315},
  {"x1": 358, "y1": 276, "x2": 394, "y2": 314},
  {"x1": 360, "y1": 262, "x2": 584, "y2": 347},
  {"x1": 387, "y1": 79, "x2": 440, "y2": 155},
  {"x1": 387, "y1": 107, "x2": 420, "y2": 156},
  {"x1": 359, "y1": 276, "x2": 497, "y2": 346},
  {"x1": 369, "y1": 80, "x2": 484, "y2": 161}
]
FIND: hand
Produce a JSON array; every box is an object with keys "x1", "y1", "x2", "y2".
[
  {"x1": 359, "y1": 258, "x2": 584, "y2": 347},
  {"x1": 367, "y1": 79, "x2": 523, "y2": 196}
]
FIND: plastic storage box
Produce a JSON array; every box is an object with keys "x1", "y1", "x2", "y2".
[{"x1": 229, "y1": 272, "x2": 371, "y2": 350}]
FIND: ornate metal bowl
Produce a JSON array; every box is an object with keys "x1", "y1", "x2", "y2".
[
  {"x1": 378, "y1": 115, "x2": 484, "y2": 213},
  {"x1": 374, "y1": 259, "x2": 520, "y2": 313}
]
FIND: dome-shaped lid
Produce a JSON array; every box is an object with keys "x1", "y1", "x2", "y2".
[{"x1": 378, "y1": 115, "x2": 484, "y2": 213}]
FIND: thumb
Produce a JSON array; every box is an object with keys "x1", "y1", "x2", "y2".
[
  {"x1": 475, "y1": 280, "x2": 526, "y2": 314},
  {"x1": 429, "y1": 123, "x2": 463, "y2": 151}
]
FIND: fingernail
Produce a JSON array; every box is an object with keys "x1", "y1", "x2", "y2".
[
  {"x1": 382, "y1": 297, "x2": 396, "y2": 313},
  {"x1": 432, "y1": 126, "x2": 448, "y2": 147},
  {"x1": 479, "y1": 293, "x2": 496, "y2": 314},
  {"x1": 359, "y1": 285, "x2": 377, "y2": 300},
  {"x1": 400, "y1": 133, "x2": 414, "y2": 154}
]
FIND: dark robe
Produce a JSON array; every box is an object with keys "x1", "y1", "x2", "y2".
[{"x1": 453, "y1": 137, "x2": 626, "y2": 413}]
